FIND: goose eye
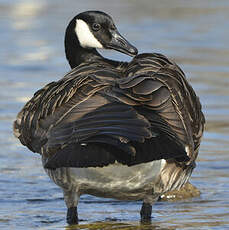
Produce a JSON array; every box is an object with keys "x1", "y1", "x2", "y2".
[{"x1": 92, "y1": 23, "x2": 101, "y2": 31}]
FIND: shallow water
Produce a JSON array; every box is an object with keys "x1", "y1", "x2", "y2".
[{"x1": 1, "y1": 0, "x2": 229, "y2": 229}]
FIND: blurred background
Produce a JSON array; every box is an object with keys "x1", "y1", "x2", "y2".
[{"x1": 0, "y1": 0, "x2": 229, "y2": 229}]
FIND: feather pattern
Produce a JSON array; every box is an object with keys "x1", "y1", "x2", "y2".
[
  {"x1": 13, "y1": 12, "x2": 206, "y2": 224},
  {"x1": 14, "y1": 53, "x2": 205, "y2": 169}
]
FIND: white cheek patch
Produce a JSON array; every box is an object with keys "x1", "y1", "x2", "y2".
[{"x1": 75, "y1": 19, "x2": 103, "y2": 49}]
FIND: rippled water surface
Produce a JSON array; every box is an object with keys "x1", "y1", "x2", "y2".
[{"x1": 1, "y1": 0, "x2": 229, "y2": 229}]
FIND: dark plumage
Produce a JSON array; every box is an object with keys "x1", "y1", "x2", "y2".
[{"x1": 14, "y1": 11, "x2": 205, "y2": 224}]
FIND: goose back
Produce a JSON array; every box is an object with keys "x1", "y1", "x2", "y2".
[
  {"x1": 14, "y1": 53, "x2": 205, "y2": 169},
  {"x1": 121, "y1": 53, "x2": 205, "y2": 161}
]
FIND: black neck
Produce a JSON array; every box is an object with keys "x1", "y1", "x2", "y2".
[{"x1": 64, "y1": 25, "x2": 126, "y2": 69}]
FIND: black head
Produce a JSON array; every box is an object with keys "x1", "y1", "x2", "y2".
[{"x1": 65, "y1": 11, "x2": 138, "y2": 57}]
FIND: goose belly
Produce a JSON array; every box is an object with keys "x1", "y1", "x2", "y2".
[
  {"x1": 45, "y1": 159, "x2": 192, "y2": 201},
  {"x1": 72, "y1": 160, "x2": 165, "y2": 199}
]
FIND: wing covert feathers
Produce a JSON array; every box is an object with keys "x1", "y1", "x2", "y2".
[{"x1": 14, "y1": 53, "x2": 205, "y2": 168}]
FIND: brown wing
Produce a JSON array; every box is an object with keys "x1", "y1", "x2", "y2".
[
  {"x1": 13, "y1": 62, "x2": 152, "y2": 168},
  {"x1": 14, "y1": 62, "x2": 111, "y2": 153},
  {"x1": 111, "y1": 53, "x2": 205, "y2": 163},
  {"x1": 14, "y1": 54, "x2": 205, "y2": 169}
]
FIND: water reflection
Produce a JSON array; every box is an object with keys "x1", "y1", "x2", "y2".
[
  {"x1": 9, "y1": 0, "x2": 46, "y2": 30},
  {"x1": 1, "y1": 0, "x2": 229, "y2": 229},
  {"x1": 65, "y1": 222, "x2": 164, "y2": 230}
]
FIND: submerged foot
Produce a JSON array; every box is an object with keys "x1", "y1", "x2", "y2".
[
  {"x1": 67, "y1": 207, "x2": 78, "y2": 225},
  {"x1": 140, "y1": 202, "x2": 152, "y2": 222}
]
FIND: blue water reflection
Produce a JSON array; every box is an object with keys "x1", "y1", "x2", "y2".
[{"x1": 0, "y1": 0, "x2": 229, "y2": 229}]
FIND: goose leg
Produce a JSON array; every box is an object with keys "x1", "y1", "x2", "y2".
[
  {"x1": 140, "y1": 202, "x2": 152, "y2": 222},
  {"x1": 67, "y1": 206, "x2": 78, "y2": 225},
  {"x1": 63, "y1": 189, "x2": 79, "y2": 225}
]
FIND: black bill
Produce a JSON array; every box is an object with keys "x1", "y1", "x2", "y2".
[{"x1": 106, "y1": 30, "x2": 138, "y2": 56}]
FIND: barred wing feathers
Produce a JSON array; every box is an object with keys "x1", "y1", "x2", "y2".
[
  {"x1": 116, "y1": 53, "x2": 205, "y2": 162},
  {"x1": 14, "y1": 54, "x2": 205, "y2": 169},
  {"x1": 13, "y1": 62, "x2": 151, "y2": 168}
]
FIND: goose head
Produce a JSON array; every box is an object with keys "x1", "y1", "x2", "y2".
[{"x1": 65, "y1": 11, "x2": 138, "y2": 68}]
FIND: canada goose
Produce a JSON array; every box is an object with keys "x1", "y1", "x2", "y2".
[{"x1": 14, "y1": 11, "x2": 205, "y2": 224}]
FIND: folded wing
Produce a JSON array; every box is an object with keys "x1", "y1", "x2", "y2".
[{"x1": 14, "y1": 54, "x2": 205, "y2": 169}]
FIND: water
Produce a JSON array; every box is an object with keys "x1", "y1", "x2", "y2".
[{"x1": 1, "y1": 0, "x2": 229, "y2": 229}]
